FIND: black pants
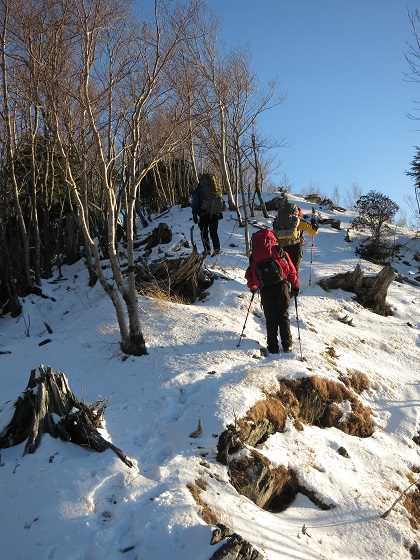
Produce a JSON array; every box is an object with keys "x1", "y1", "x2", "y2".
[
  {"x1": 199, "y1": 213, "x2": 220, "y2": 253},
  {"x1": 282, "y1": 243, "x2": 302, "y2": 273},
  {"x1": 260, "y1": 282, "x2": 292, "y2": 352}
]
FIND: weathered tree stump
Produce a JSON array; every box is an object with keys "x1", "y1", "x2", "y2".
[
  {"x1": 263, "y1": 196, "x2": 286, "y2": 211},
  {"x1": 134, "y1": 222, "x2": 172, "y2": 250},
  {"x1": 319, "y1": 263, "x2": 396, "y2": 315},
  {"x1": 0, "y1": 366, "x2": 133, "y2": 468},
  {"x1": 319, "y1": 218, "x2": 341, "y2": 230},
  {"x1": 135, "y1": 249, "x2": 210, "y2": 303}
]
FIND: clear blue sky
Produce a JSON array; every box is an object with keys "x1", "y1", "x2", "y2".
[{"x1": 207, "y1": 0, "x2": 420, "y2": 218}]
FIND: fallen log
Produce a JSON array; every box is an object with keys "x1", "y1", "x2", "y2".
[
  {"x1": 319, "y1": 263, "x2": 396, "y2": 316},
  {"x1": 0, "y1": 366, "x2": 134, "y2": 468}
]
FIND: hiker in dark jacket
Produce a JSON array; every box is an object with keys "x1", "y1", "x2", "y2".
[
  {"x1": 190, "y1": 181, "x2": 221, "y2": 256},
  {"x1": 245, "y1": 240, "x2": 299, "y2": 354}
]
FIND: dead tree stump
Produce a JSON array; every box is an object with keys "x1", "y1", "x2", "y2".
[
  {"x1": 135, "y1": 248, "x2": 209, "y2": 303},
  {"x1": 0, "y1": 366, "x2": 133, "y2": 468},
  {"x1": 134, "y1": 222, "x2": 172, "y2": 250},
  {"x1": 319, "y1": 263, "x2": 396, "y2": 316}
]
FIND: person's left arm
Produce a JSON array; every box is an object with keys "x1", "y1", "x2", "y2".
[{"x1": 299, "y1": 219, "x2": 319, "y2": 236}]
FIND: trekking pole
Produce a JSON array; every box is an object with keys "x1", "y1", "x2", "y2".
[
  {"x1": 237, "y1": 291, "x2": 255, "y2": 347},
  {"x1": 294, "y1": 293, "x2": 304, "y2": 361},
  {"x1": 308, "y1": 236, "x2": 315, "y2": 285}
]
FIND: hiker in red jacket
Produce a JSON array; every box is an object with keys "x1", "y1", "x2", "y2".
[{"x1": 245, "y1": 229, "x2": 299, "y2": 354}]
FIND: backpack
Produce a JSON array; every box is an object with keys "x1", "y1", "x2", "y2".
[
  {"x1": 273, "y1": 200, "x2": 300, "y2": 245},
  {"x1": 199, "y1": 173, "x2": 224, "y2": 214},
  {"x1": 250, "y1": 229, "x2": 286, "y2": 286}
]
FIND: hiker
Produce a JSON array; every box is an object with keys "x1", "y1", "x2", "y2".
[
  {"x1": 190, "y1": 173, "x2": 224, "y2": 256},
  {"x1": 245, "y1": 228, "x2": 299, "y2": 354},
  {"x1": 273, "y1": 199, "x2": 319, "y2": 273}
]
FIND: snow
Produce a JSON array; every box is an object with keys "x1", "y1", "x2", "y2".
[{"x1": 0, "y1": 193, "x2": 419, "y2": 560}]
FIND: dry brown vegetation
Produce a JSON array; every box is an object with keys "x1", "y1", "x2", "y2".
[
  {"x1": 187, "y1": 479, "x2": 218, "y2": 526},
  {"x1": 403, "y1": 487, "x2": 420, "y2": 530},
  {"x1": 280, "y1": 375, "x2": 374, "y2": 437},
  {"x1": 339, "y1": 368, "x2": 371, "y2": 394}
]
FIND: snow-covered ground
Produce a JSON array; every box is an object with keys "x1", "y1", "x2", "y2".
[{"x1": 0, "y1": 193, "x2": 419, "y2": 560}]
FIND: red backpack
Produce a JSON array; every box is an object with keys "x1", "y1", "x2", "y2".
[{"x1": 250, "y1": 229, "x2": 288, "y2": 286}]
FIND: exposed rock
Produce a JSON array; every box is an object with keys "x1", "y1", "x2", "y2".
[
  {"x1": 210, "y1": 532, "x2": 266, "y2": 560},
  {"x1": 229, "y1": 449, "x2": 298, "y2": 511},
  {"x1": 304, "y1": 194, "x2": 323, "y2": 204},
  {"x1": 216, "y1": 375, "x2": 373, "y2": 516}
]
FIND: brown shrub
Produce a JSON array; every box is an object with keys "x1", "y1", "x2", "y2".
[
  {"x1": 243, "y1": 395, "x2": 288, "y2": 434},
  {"x1": 339, "y1": 369, "x2": 371, "y2": 394},
  {"x1": 403, "y1": 487, "x2": 420, "y2": 530},
  {"x1": 280, "y1": 375, "x2": 374, "y2": 438}
]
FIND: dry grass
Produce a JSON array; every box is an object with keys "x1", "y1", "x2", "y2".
[
  {"x1": 280, "y1": 375, "x2": 374, "y2": 437},
  {"x1": 242, "y1": 395, "x2": 288, "y2": 434},
  {"x1": 137, "y1": 285, "x2": 189, "y2": 306},
  {"x1": 97, "y1": 322, "x2": 119, "y2": 337},
  {"x1": 186, "y1": 478, "x2": 218, "y2": 525},
  {"x1": 236, "y1": 375, "x2": 373, "y2": 441},
  {"x1": 339, "y1": 368, "x2": 371, "y2": 394},
  {"x1": 403, "y1": 487, "x2": 420, "y2": 530}
]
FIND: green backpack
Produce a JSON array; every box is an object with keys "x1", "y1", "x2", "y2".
[
  {"x1": 199, "y1": 173, "x2": 223, "y2": 214},
  {"x1": 273, "y1": 199, "x2": 300, "y2": 245}
]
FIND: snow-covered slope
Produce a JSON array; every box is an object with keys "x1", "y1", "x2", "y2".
[{"x1": 0, "y1": 193, "x2": 419, "y2": 560}]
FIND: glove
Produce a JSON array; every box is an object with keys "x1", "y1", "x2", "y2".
[
  {"x1": 219, "y1": 213, "x2": 223, "y2": 220},
  {"x1": 193, "y1": 215, "x2": 198, "y2": 224},
  {"x1": 310, "y1": 219, "x2": 319, "y2": 231},
  {"x1": 290, "y1": 286, "x2": 300, "y2": 296},
  {"x1": 250, "y1": 286, "x2": 258, "y2": 294}
]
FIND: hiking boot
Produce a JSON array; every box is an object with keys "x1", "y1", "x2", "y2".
[
  {"x1": 202, "y1": 249, "x2": 210, "y2": 256},
  {"x1": 214, "y1": 248, "x2": 221, "y2": 254},
  {"x1": 267, "y1": 346, "x2": 279, "y2": 355},
  {"x1": 283, "y1": 345, "x2": 293, "y2": 353}
]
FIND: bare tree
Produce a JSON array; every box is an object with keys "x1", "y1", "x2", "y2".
[
  {"x1": 345, "y1": 180, "x2": 363, "y2": 210},
  {"x1": 16, "y1": 0, "x2": 209, "y2": 356},
  {"x1": 331, "y1": 185, "x2": 341, "y2": 207},
  {"x1": 0, "y1": 0, "x2": 33, "y2": 294}
]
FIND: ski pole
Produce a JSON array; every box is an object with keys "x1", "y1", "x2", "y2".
[
  {"x1": 294, "y1": 293, "x2": 303, "y2": 361},
  {"x1": 309, "y1": 236, "x2": 315, "y2": 285},
  {"x1": 237, "y1": 291, "x2": 255, "y2": 347}
]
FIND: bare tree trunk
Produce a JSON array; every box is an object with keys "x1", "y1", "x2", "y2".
[
  {"x1": 219, "y1": 104, "x2": 237, "y2": 211},
  {"x1": 29, "y1": 106, "x2": 42, "y2": 286},
  {"x1": 0, "y1": 5, "x2": 33, "y2": 294},
  {"x1": 235, "y1": 131, "x2": 250, "y2": 255},
  {"x1": 251, "y1": 133, "x2": 269, "y2": 218}
]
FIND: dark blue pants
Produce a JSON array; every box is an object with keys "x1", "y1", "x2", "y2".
[{"x1": 260, "y1": 282, "x2": 292, "y2": 352}]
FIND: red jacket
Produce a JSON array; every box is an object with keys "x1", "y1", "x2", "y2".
[{"x1": 245, "y1": 248, "x2": 299, "y2": 292}]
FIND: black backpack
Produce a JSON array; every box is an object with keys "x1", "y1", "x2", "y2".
[
  {"x1": 199, "y1": 174, "x2": 224, "y2": 214},
  {"x1": 251, "y1": 229, "x2": 287, "y2": 287}
]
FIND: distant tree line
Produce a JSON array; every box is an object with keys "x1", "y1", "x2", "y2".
[{"x1": 0, "y1": 0, "x2": 285, "y2": 355}]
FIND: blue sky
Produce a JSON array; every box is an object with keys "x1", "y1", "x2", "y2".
[{"x1": 207, "y1": 0, "x2": 420, "y2": 218}]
